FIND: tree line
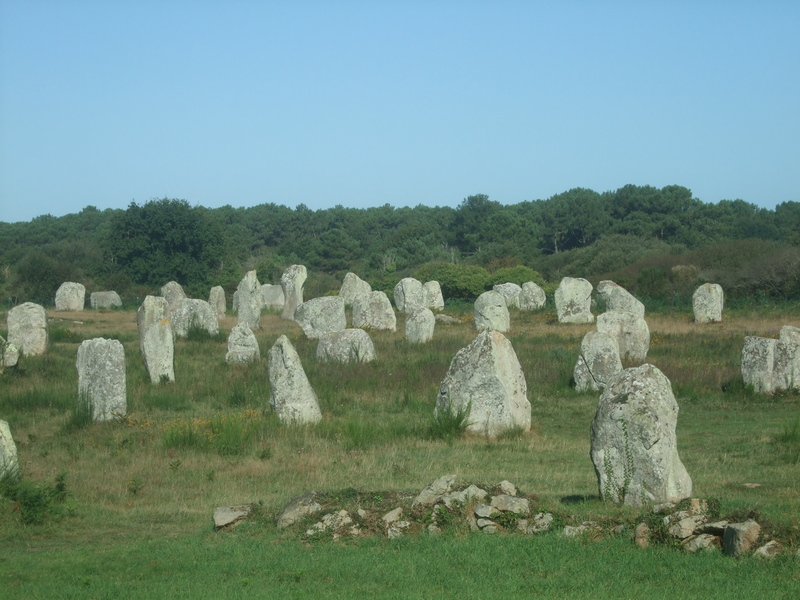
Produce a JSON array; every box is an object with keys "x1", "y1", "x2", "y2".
[{"x1": 1, "y1": 184, "x2": 798, "y2": 306}]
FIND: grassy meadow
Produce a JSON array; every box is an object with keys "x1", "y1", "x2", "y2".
[{"x1": 1, "y1": 303, "x2": 800, "y2": 598}]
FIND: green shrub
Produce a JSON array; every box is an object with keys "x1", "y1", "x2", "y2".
[
  {"x1": 414, "y1": 262, "x2": 489, "y2": 299},
  {"x1": 0, "y1": 470, "x2": 70, "y2": 525}
]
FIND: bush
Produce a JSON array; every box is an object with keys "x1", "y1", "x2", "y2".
[
  {"x1": 0, "y1": 470, "x2": 70, "y2": 525},
  {"x1": 414, "y1": 262, "x2": 489, "y2": 299}
]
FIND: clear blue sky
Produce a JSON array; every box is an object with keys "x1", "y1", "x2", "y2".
[{"x1": 1, "y1": 0, "x2": 798, "y2": 224}]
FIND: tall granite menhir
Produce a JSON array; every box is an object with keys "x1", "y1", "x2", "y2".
[
  {"x1": 76, "y1": 338, "x2": 127, "y2": 421},
  {"x1": 590, "y1": 364, "x2": 692, "y2": 507},
  {"x1": 267, "y1": 335, "x2": 322, "y2": 425},
  {"x1": 236, "y1": 270, "x2": 263, "y2": 330},
  {"x1": 136, "y1": 296, "x2": 175, "y2": 384},
  {"x1": 281, "y1": 265, "x2": 307, "y2": 321}
]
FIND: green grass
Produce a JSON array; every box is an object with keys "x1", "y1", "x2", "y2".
[
  {"x1": 2, "y1": 532, "x2": 799, "y2": 599},
  {"x1": 1, "y1": 307, "x2": 800, "y2": 597}
]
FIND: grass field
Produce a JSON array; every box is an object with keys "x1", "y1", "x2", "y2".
[{"x1": 1, "y1": 304, "x2": 799, "y2": 598}]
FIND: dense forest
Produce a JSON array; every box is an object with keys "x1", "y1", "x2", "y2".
[{"x1": 1, "y1": 184, "x2": 799, "y2": 308}]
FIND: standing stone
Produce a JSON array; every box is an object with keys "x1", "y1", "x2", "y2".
[
  {"x1": 741, "y1": 336, "x2": 800, "y2": 394},
  {"x1": 281, "y1": 265, "x2": 307, "y2": 321},
  {"x1": 352, "y1": 291, "x2": 396, "y2": 332},
  {"x1": 267, "y1": 335, "x2": 322, "y2": 424},
  {"x1": 1, "y1": 335, "x2": 20, "y2": 373},
  {"x1": 393, "y1": 277, "x2": 425, "y2": 314},
  {"x1": 232, "y1": 290, "x2": 240, "y2": 314},
  {"x1": 136, "y1": 296, "x2": 175, "y2": 384},
  {"x1": 55, "y1": 282, "x2": 86, "y2": 311},
  {"x1": 573, "y1": 331, "x2": 623, "y2": 392},
  {"x1": 316, "y1": 329, "x2": 376, "y2": 363},
  {"x1": 339, "y1": 273, "x2": 372, "y2": 307},
  {"x1": 596, "y1": 311, "x2": 650, "y2": 362},
  {"x1": 405, "y1": 308, "x2": 435, "y2": 344},
  {"x1": 172, "y1": 299, "x2": 219, "y2": 338},
  {"x1": 493, "y1": 283, "x2": 523, "y2": 309},
  {"x1": 423, "y1": 281, "x2": 445, "y2": 311},
  {"x1": 90, "y1": 291, "x2": 122, "y2": 310},
  {"x1": 76, "y1": 338, "x2": 126, "y2": 421},
  {"x1": 294, "y1": 297, "x2": 347, "y2": 339},
  {"x1": 519, "y1": 282, "x2": 546, "y2": 311},
  {"x1": 0, "y1": 420, "x2": 19, "y2": 478},
  {"x1": 160, "y1": 281, "x2": 187, "y2": 317},
  {"x1": 236, "y1": 270, "x2": 263, "y2": 330},
  {"x1": 435, "y1": 330, "x2": 531, "y2": 438},
  {"x1": 225, "y1": 324, "x2": 260, "y2": 364},
  {"x1": 555, "y1": 277, "x2": 594, "y2": 324},
  {"x1": 209, "y1": 286, "x2": 226, "y2": 318},
  {"x1": 597, "y1": 281, "x2": 645, "y2": 318},
  {"x1": 590, "y1": 364, "x2": 692, "y2": 507},
  {"x1": 261, "y1": 284, "x2": 285, "y2": 311},
  {"x1": 779, "y1": 325, "x2": 800, "y2": 346},
  {"x1": 474, "y1": 290, "x2": 510, "y2": 333},
  {"x1": 693, "y1": 283, "x2": 723, "y2": 324},
  {"x1": 8, "y1": 302, "x2": 48, "y2": 357}
]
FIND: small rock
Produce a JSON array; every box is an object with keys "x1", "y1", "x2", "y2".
[
  {"x1": 428, "y1": 524, "x2": 442, "y2": 535},
  {"x1": 306, "y1": 510, "x2": 353, "y2": 537},
  {"x1": 357, "y1": 508, "x2": 368, "y2": 519},
  {"x1": 499, "y1": 480, "x2": 517, "y2": 496},
  {"x1": 474, "y1": 503, "x2": 501, "y2": 519},
  {"x1": 382, "y1": 507, "x2": 403, "y2": 524},
  {"x1": 635, "y1": 522, "x2": 651, "y2": 549},
  {"x1": 754, "y1": 540, "x2": 781, "y2": 560},
  {"x1": 668, "y1": 515, "x2": 707, "y2": 539},
  {"x1": 531, "y1": 512, "x2": 554, "y2": 533},
  {"x1": 476, "y1": 518, "x2": 496, "y2": 529},
  {"x1": 387, "y1": 520, "x2": 410, "y2": 539},
  {"x1": 682, "y1": 534, "x2": 721, "y2": 553},
  {"x1": 412, "y1": 475, "x2": 457, "y2": 508},
  {"x1": 213, "y1": 505, "x2": 252, "y2": 530},
  {"x1": 482, "y1": 524, "x2": 499, "y2": 535},
  {"x1": 723, "y1": 520, "x2": 761, "y2": 557},
  {"x1": 442, "y1": 484, "x2": 488, "y2": 508},
  {"x1": 518, "y1": 513, "x2": 554, "y2": 535},
  {"x1": 562, "y1": 522, "x2": 599, "y2": 537},
  {"x1": 435, "y1": 314, "x2": 461, "y2": 325},
  {"x1": 490, "y1": 495, "x2": 530, "y2": 515},
  {"x1": 277, "y1": 492, "x2": 322, "y2": 529}
]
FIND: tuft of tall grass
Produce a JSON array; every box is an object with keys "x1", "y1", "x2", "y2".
[
  {"x1": 776, "y1": 416, "x2": 800, "y2": 464},
  {"x1": 429, "y1": 400, "x2": 472, "y2": 444},
  {"x1": 66, "y1": 395, "x2": 94, "y2": 431}
]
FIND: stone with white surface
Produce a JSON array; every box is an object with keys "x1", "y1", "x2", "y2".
[
  {"x1": 435, "y1": 330, "x2": 530, "y2": 438},
  {"x1": 7, "y1": 302, "x2": 48, "y2": 357},
  {"x1": 555, "y1": 277, "x2": 594, "y2": 324},
  {"x1": 76, "y1": 337, "x2": 127, "y2": 421},
  {"x1": 267, "y1": 335, "x2": 322, "y2": 424},
  {"x1": 55, "y1": 282, "x2": 86, "y2": 311}
]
